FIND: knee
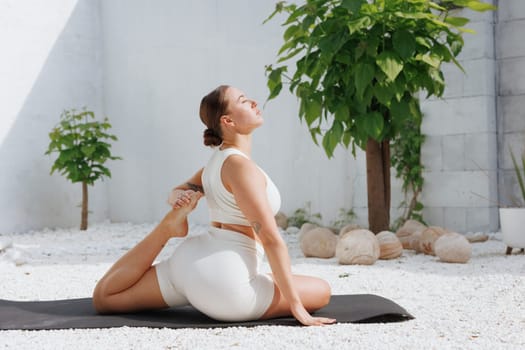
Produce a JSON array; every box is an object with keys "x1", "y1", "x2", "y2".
[
  {"x1": 92, "y1": 281, "x2": 110, "y2": 314},
  {"x1": 318, "y1": 279, "x2": 332, "y2": 307}
]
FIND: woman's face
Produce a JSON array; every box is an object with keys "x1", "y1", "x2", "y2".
[{"x1": 222, "y1": 87, "x2": 263, "y2": 134}]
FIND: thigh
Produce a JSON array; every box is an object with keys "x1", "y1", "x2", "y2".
[
  {"x1": 98, "y1": 266, "x2": 169, "y2": 313},
  {"x1": 260, "y1": 274, "x2": 332, "y2": 320}
]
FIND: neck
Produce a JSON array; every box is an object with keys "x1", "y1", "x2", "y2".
[{"x1": 220, "y1": 135, "x2": 252, "y2": 156}]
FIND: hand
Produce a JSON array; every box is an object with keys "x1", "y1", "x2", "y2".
[
  {"x1": 290, "y1": 303, "x2": 336, "y2": 326},
  {"x1": 167, "y1": 189, "x2": 199, "y2": 209}
]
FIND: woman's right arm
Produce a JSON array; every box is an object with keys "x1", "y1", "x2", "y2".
[
  {"x1": 167, "y1": 168, "x2": 204, "y2": 208},
  {"x1": 223, "y1": 156, "x2": 333, "y2": 326}
]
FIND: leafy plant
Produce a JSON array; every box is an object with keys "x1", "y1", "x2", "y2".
[
  {"x1": 45, "y1": 108, "x2": 121, "y2": 230},
  {"x1": 330, "y1": 207, "x2": 357, "y2": 231},
  {"x1": 509, "y1": 147, "x2": 525, "y2": 207},
  {"x1": 288, "y1": 201, "x2": 323, "y2": 228},
  {"x1": 391, "y1": 107, "x2": 426, "y2": 230},
  {"x1": 264, "y1": 0, "x2": 495, "y2": 232}
]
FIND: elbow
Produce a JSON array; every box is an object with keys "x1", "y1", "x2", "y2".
[{"x1": 258, "y1": 228, "x2": 286, "y2": 249}]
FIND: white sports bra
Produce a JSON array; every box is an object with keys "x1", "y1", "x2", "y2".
[{"x1": 201, "y1": 147, "x2": 281, "y2": 226}]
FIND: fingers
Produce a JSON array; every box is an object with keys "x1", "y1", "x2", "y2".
[
  {"x1": 175, "y1": 191, "x2": 193, "y2": 207},
  {"x1": 171, "y1": 190, "x2": 202, "y2": 209},
  {"x1": 293, "y1": 307, "x2": 336, "y2": 326},
  {"x1": 314, "y1": 317, "x2": 337, "y2": 325},
  {"x1": 303, "y1": 316, "x2": 336, "y2": 326}
]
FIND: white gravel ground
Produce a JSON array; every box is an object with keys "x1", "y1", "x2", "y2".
[{"x1": 1, "y1": 222, "x2": 524, "y2": 350}]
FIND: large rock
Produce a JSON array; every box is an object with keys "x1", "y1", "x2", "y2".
[
  {"x1": 274, "y1": 212, "x2": 288, "y2": 229},
  {"x1": 336, "y1": 229, "x2": 380, "y2": 265},
  {"x1": 419, "y1": 226, "x2": 447, "y2": 255},
  {"x1": 299, "y1": 227, "x2": 337, "y2": 258},
  {"x1": 396, "y1": 220, "x2": 427, "y2": 249},
  {"x1": 377, "y1": 231, "x2": 403, "y2": 259},
  {"x1": 409, "y1": 230, "x2": 424, "y2": 252},
  {"x1": 464, "y1": 232, "x2": 489, "y2": 243},
  {"x1": 339, "y1": 223, "x2": 361, "y2": 238},
  {"x1": 434, "y1": 232, "x2": 472, "y2": 264},
  {"x1": 299, "y1": 222, "x2": 318, "y2": 236}
]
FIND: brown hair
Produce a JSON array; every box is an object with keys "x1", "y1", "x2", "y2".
[{"x1": 200, "y1": 85, "x2": 230, "y2": 147}]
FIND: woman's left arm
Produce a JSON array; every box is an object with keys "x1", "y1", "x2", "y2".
[{"x1": 167, "y1": 168, "x2": 204, "y2": 209}]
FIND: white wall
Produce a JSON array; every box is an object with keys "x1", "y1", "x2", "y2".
[
  {"x1": 3, "y1": 0, "x2": 519, "y2": 234},
  {"x1": 0, "y1": 0, "x2": 106, "y2": 233},
  {"x1": 100, "y1": 0, "x2": 356, "y2": 226}
]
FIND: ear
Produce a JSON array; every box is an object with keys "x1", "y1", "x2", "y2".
[{"x1": 220, "y1": 115, "x2": 235, "y2": 127}]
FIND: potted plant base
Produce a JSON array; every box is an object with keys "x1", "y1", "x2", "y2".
[{"x1": 500, "y1": 208, "x2": 525, "y2": 255}]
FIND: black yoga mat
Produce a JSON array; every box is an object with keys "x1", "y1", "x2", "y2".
[{"x1": 0, "y1": 294, "x2": 413, "y2": 330}]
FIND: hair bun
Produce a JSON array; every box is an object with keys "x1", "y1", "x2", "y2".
[{"x1": 203, "y1": 128, "x2": 222, "y2": 147}]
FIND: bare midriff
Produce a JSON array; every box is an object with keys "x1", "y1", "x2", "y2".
[{"x1": 211, "y1": 221, "x2": 261, "y2": 244}]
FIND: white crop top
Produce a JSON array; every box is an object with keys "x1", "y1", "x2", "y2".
[{"x1": 201, "y1": 148, "x2": 281, "y2": 226}]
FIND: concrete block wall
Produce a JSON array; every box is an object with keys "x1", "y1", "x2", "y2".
[
  {"x1": 496, "y1": 0, "x2": 525, "y2": 207},
  {"x1": 420, "y1": 2, "x2": 499, "y2": 232}
]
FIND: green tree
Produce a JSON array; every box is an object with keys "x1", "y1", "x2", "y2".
[
  {"x1": 45, "y1": 109, "x2": 121, "y2": 230},
  {"x1": 265, "y1": 0, "x2": 495, "y2": 232}
]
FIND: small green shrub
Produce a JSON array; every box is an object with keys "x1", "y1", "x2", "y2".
[
  {"x1": 45, "y1": 108, "x2": 121, "y2": 230},
  {"x1": 288, "y1": 202, "x2": 322, "y2": 228},
  {"x1": 330, "y1": 208, "x2": 357, "y2": 231}
]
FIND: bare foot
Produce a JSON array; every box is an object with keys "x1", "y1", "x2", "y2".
[{"x1": 160, "y1": 191, "x2": 202, "y2": 238}]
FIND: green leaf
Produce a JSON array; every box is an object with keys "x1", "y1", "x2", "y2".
[
  {"x1": 376, "y1": 51, "x2": 403, "y2": 82},
  {"x1": 81, "y1": 145, "x2": 96, "y2": 157},
  {"x1": 444, "y1": 16, "x2": 470, "y2": 27},
  {"x1": 416, "y1": 53, "x2": 441, "y2": 68},
  {"x1": 428, "y1": 1, "x2": 447, "y2": 11},
  {"x1": 415, "y1": 36, "x2": 432, "y2": 49},
  {"x1": 354, "y1": 63, "x2": 375, "y2": 98},
  {"x1": 334, "y1": 104, "x2": 350, "y2": 122},
  {"x1": 347, "y1": 16, "x2": 371, "y2": 34},
  {"x1": 304, "y1": 97, "x2": 322, "y2": 127},
  {"x1": 322, "y1": 121, "x2": 344, "y2": 158},
  {"x1": 319, "y1": 31, "x2": 348, "y2": 56},
  {"x1": 341, "y1": 0, "x2": 365, "y2": 14},
  {"x1": 357, "y1": 112, "x2": 383, "y2": 140},
  {"x1": 277, "y1": 47, "x2": 304, "y2": 63},
  {"x1": 447, "y1": 34, "x2": 464, "y2": 56},
  {"x1": 302, "y1": 15, "x2": 315, "y2": 31},
  {"x1": 267, "y1": 67, "x2": 285, "y2": 100},
  {"x1": 284, "y1": 24, "x2": 301, "y2": 41},
  {"x1": 393, "y1": 11, "x2": 430, "y2": 20},
  {"x1": 391, "y1": 96, "x2": 411, "y2": 115},
  {"x1": 373, "y1": 83, "x2": 394, "y2": 106},
  {"x1": 460, "y1": 1, "x2": 496, "y2": 12},
  {"x1": 393, "y1": 30, "x2": 416, "y2": 60},
  {"x1": 309, "y1": 126, "x2": 321, "y2": 146}
]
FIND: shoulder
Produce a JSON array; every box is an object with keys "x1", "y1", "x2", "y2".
[
  {"x1": 222, "y1": 154, "x2": 265, "y2": 188},
  {"x1": 223, "y1": 154, "x2": 257, "y2": 174}
]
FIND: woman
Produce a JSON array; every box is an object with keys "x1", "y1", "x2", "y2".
[{"x1": 92, "y1": 85, "x2": 335, "y2": 326}]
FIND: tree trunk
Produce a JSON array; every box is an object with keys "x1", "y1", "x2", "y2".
[
  {"x1": 365, "y1": 138, "x2": 391, "y2": 233},
  {"x1": 80, "y1": 181, "x2": 88, "y2": 230}
]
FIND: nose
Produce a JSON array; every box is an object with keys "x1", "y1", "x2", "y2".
[{"x1": 251, "y1": 99, "x2": 258, "y2": 108}]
